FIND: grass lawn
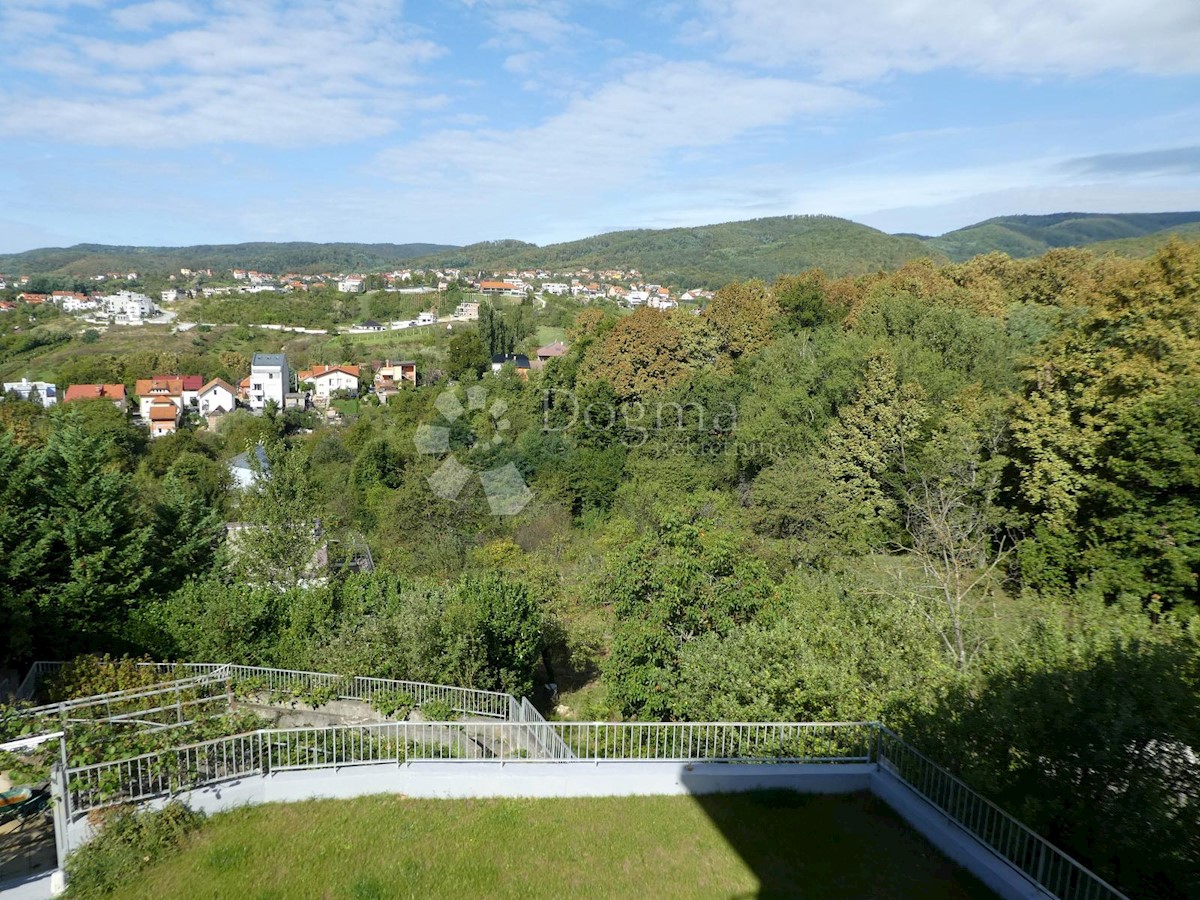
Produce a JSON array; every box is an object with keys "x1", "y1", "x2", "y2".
[
  {"x1": 119, "y1": 791, "x2": 994, "y2": 899},
  {"x1": 534, "y1": 325, "x2": 566, "y2": 346}
]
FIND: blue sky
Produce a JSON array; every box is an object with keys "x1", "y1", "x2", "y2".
[{"x1": 1, "y1": 0, "x2": 1198, "y2": 252}]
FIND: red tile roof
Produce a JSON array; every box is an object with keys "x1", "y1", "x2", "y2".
[
  {"x1": 136, "y1": 377, "x2": 183, "y2": 396},
  {"x1": 65, "y1": 384, "x2": 125, "y2": 402},
  {"x1": 298, "y1": 364, "x2": 360, "y2": 381},
  {"x1": 149, "y1": 400, "x2": 179, "y2": 421}
]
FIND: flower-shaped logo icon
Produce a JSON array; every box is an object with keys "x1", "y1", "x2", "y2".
[{"x1": 413, "y1": 385, "x2": 533, "y2": 516}]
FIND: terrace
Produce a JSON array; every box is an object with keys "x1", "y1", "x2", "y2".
[{"x1": 0, "y1": 663, "x2": 1127, "y2": 899}]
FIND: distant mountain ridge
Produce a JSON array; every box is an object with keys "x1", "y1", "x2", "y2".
[
  {"x1": 0, "y1": 241, "x2": 454, "y2": 278},
  {"x1": 925, "y1": 212, "x2": 1200, "y2": 261},
  {"x1": 3, "y1": 212, "x2": 1198, "y2": 287},
  {"x1": 422, "y1": 215, "x2": 933, "y2": 285}
]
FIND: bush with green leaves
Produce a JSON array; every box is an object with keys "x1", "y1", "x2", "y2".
[
  {"x1": 370, "y1": 690, "x2": 415, "y2": 719},
  {"x1": 419, "y1": 699, "x2": 457, "y2": 721},
  {"x1": 65, "y1": 801, "x2": 205, "y2": 898}
]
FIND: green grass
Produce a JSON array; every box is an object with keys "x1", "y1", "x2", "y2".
[
  {"x1": 534, "y1": 325, "x2": 566, "y2": 346},
  {"x1": 117, "y1": 792, "x2": 994, "y2": 899}
]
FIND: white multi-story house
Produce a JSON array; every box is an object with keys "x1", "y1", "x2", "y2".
[
  {"x1": 3, "y1": 378, "x2": 58, "y2": 407},
  {"x1": 454, "y1": 301, "x2": 480, "y2": 320},
  {"x1": 243, "y1": 353, "x2": 290, "y2": 412},
  {"x1": 62, "y1": 294, "x2": 98, "y2": 312},
  {"x1": 161, "y1": 289, "x2": 180, "y2": 303},
  {"x1": 416, "y1": 311, "x2": 438, "y2": 326},
  {"x1": 104, "y1": 290, "x2": 156, "y2": 322},
  {"x1": 542, "y1": 283, "x2": 570, "y2": 296},
  {"x1": 338, "y1": 278, "x2": 365, "y2": 293}
]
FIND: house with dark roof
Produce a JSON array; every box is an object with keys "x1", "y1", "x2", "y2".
[{"x1": 490, "y1": 353, "x2": 531, "y2": 379}]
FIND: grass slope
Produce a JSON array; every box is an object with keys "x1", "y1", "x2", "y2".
[
  {"x1": 927, "y1": 211, "x2": 1200, "y2": 261},
  {"x1": 117, "y1": 792, "x2": 993, "y2": 899}
]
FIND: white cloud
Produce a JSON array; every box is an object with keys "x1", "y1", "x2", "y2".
[
  {"x1": 110, "y1": 0, "x2": 201, "y2": 30},
  {"x1": 693, "y1": 0, "x2": 1200, "y2": 80},
  {"x1": 377, "y1": 63, "x2": 866, "y2": 196},
  {"x1": 0, "y1": 1, "x2": 446, "y2": 146}
]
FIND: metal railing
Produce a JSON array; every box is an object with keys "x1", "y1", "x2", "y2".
[
  {"x1": 66, "y1": 720, "x2": 876, "y2": 814},
  {"x1": 139, "y1": 663, "x2": 513, "y2": 720},
  {"x1": 516, "y1": 697, "x2": 574, "y2": 759},
  {"x1": 877, "y1": 726, "x2": 1127, "y2": 900},
  {"x1": 19, "y1": 666, "x2": 231, "y2": 721},
  {"x1": 27, "y1": 660, "x2": 1126, "y2": 900}
]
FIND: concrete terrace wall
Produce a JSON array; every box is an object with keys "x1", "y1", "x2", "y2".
[{"x1": 58, "y1": 762, "x2": 1048, "y2": 900}]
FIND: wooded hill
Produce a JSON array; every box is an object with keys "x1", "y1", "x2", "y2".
[
  {"x1": 3, "y1": 211, "x2": 1199, "y2": 287},
  {"x1": 925, "y1": 211, "x2": 1200, "y2": 261},
  {"x1": 0, "y1": 241, "x2": 454, "y2": 279}
]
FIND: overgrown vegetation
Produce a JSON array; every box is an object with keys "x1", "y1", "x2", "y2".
[{"x1": 64, "y1": 802, "x2": 206, "y2": 898}]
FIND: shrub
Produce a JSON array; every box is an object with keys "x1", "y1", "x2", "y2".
[
  {"x1": 65, "y1": 802, "x2": 205, "y2": 897},
  {"x1": 299, "y1": 683, "x2": 340, "y2": 709},
  {"x1": 420, "y1": 699, "x2": 457, "y2": 721},
  {"x1": 370, "y1": 690, "x2": 415, "y2": 720}
]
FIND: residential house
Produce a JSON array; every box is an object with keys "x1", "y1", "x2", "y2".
[
  {"x1": 244, "y1": 353, "x2": 290, "y2": 412},
  {"x1": 135, "y1": 376, "x2": 184, "y2": 422},
  {"x1": 104, "y1": 290, "x2": 156, "y2": 323},
  {"x1": 480, "y1": 281, "x2": 523, "y2": 297},
  {"x1": 64, "y1": 383, "x2": 127, "y2": 410},
  {"x1": 198, "y1": 378, "x2": 236, "y2": 416},
  {"x1": 297, "y1": 364, "x2": 360, "y2": 405},
  {"x1": 147, "y1": 399, "x2": 180, "y2": 437},
  {"x1": 535, "y1": 341, "x2": 568, "y2": 370},
  {"x1": 2, "y1": 378, "x2": 57, "y2": 407},
  {"x1": 179, "y1": 374, "x2": 203, "y2": 408},
  {"x1": 61, "y1": 294, "x2": 98, "y2": 312},
  {"x1": 491, "y1": 353, "x2": 531, "y2": 379},
  {"x1": 416, "y1": 311, "x2": 438, "y2": 326},
  {"x1": 0, "y1": 301, "x2": 14, "y2": 313},
  {"x1": 229, "y1": 444, "x2": 270, "y2": 489},
  {"x1": 453, "y1": 301, "x2": 480, "y2": 320},
  {"x1": 373, "y1": 360, "x2": 416, "y2": 402},
  {"x1": 351, "y1": 320, "x2": 385, "y2": 333},
  {"x1": 337, "y1": 277, "x2": 365, "y2": 293}
]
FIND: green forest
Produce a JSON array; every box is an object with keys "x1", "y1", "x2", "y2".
[
  {"x1": 2, "y1": 243, "x2": 1200, "y2": 896},
  {"x1": 6, "y1": 211, "x2": 1198, "y2": 288}
]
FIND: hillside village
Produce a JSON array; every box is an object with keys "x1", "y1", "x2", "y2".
[{"x1": 0, "y1": 264, "x2": 711, "y2": 322}]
